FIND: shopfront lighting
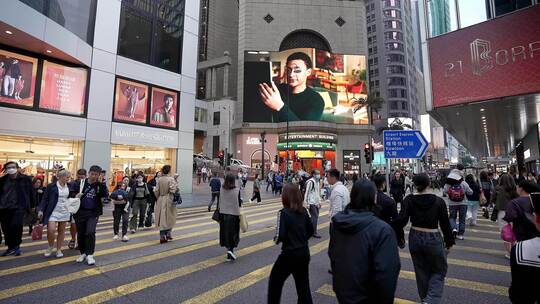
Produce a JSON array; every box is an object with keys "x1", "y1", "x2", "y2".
[
  {"x1": 258, "y1": 51, "x2": 269, "y2": 54},
  {"x1": 480, "y1": 108, "x2": 485, "y2": 112},
  {"x1": 46, "y1": 50, "x2": 52, "y2": 54},
  {"x1": 247, "y1": 51, "x2": 258, "y2": 54},
  {"x1": 5, "y1": 30, "x2": 12, "y2": 35}
]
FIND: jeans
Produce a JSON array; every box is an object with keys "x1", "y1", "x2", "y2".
[
  {"x1": 130, "y1": 199, "x2": 147, "y2": 230},
  {"x1": 466, "y1": 201, "x2": 479, "y2": 226},
  {"x1": 409, "y1": 229, "x2": 448, "y2": 304},
  {"x1": 209, "y1": 192, "x2": 220, "y2": 208},
  {"x1": 308, "y1": 205, "x2": 319, "y2": 235},
  {"x1": 75, "y1": 210, "x2": 98, "y2": 255},
  {"x1": 113, "y1": 204, "x2": 129, "y2": 236},
  {"x1": 268, "y1": 247, "x2": 313, "y2": 304},
  {"x1": 449, "y1": 205, "x2": 468, "y2": 236}
]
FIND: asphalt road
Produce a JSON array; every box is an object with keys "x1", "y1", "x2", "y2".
[{"x1": 0, "y1": 196, "x2": 511, "y2": 304}]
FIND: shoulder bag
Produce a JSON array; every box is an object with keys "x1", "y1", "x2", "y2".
[
  {"x1": 212, "y1": 198, "x2": 221, "y2": 222},
  {"x1": 67, "y1": 180, "x2": 84, "y2": 214}
]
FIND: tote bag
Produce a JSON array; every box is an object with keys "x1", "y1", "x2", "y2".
[{"x1": 67, "y1": 180, "x2": 84, "y2": 214}]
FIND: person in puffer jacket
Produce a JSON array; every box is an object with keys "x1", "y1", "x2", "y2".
[
  {"x1": 328, "y1": 180, "x2": 400, "y2": 304},
  {"x1": 110, "y1": 183, "x2": 130, "y2": 242}
]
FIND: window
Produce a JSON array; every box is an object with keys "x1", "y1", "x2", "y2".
[
  {"x1": 388, "y1": 77, "x2": 406, "y2": 86},
  {"x1": 383, "y1": 9, "x2": 401, "y2": 18},
  {"x1": 118, "y1": 0, "x2": 185, "y2": 73},
  {"x1": 385, "y1": 42, "x2": 404, "y2": 51},
  {"x1": 19, "y1": 0, "x2": 97, "y2": 43},
  {"x1": 194, "y1": 107, "x2": 207, "y2": 123},
  {"x1": 384, "y1": 0, "x2": 401, "y2": 7},
  {"x1": 390, "y1": 101, "x2": 398, "y2": 109},
  {"x1": 384, "y1": 20, "x2": 402, "y2": 29},
  {"x1": 495, "y1": 0, "x2": 532, "y2": 17},
  {"x1": 213, "y1": 111, "x2": 220, "y2": 125},
  {"x1": 386, "y1": 54, "x2": 405, "y2": 63},
  {"x1": 457, "y1": 0, "x2": 488, "y2": 27},
  {"x1": 384, "y1": 31, "x2": 403, "y2": 41},
  {"x1": 401, "y1": 101, "x2": 408, "y2": 110}
]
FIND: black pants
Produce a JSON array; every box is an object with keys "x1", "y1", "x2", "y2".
[
  {"x1": 209, "y1": 192, "x2": 220, "y2": 208},
  {"x1": 113, "y1": 204, "x2": 129, "y2": 236},
  {"x1": 268, "y1": 247, "x2": 313, "y2": 304},
  {"x1": 0, "y1": 209, "x2": 24, "y2": 249},
  {"x1": 75, "y1": 210, "x2": 99, "y2": 255},
  {"x1": 251, "y1": 191, "x2": 261, "y2": 203},
  {"x1": 308, "y1": 205, "x2": 319, "y2": 234}
]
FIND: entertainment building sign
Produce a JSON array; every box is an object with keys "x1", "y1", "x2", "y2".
[{"x1": 428, "y1": 5, "x2": 540, "y2": 108}]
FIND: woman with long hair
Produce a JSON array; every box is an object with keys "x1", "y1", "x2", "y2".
[
  {"x1": 154, "y1": 165, "x2": 177, "y2": 244},
  {"x1": 479, "y1": 171, "x2": 494, "y2": 219},
  {"x1": 329, "y1": 180, "x2": 400, "y2": 304},
  {"x1": 218, "y1": 174, "x2": 242, "y2": 260},
  {"x1": 492, "y1": 173, "x2": 519, "y2": 257},
  {"x1": 268, "y1": 183, "x2": 314, "y2": 304},
  {"x1": 395, "y1": 173, "x2": 454, "y2": 304},
  {"x1": 38, "y1": 170, "x2": 72, "y2": 258}
]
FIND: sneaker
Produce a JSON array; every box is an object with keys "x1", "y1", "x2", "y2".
[
  {"x1": 452, "y1": 229, "x2": 458, "y2": 240},
  {"x1": 44, "y1": 247, "x2": 54, "y2": 257},
  {"x1": 1, "y1": 248, "x2": 15, "y2": 256},
  {"x1": 56, "y1": 250, "x2": 64, "y2": 258},
  {"x1": 130, "y1": 229, "x2": 136, "y2": 234},
  {"x1": 13, "y1": 248, "x2": 21, "y2": 256},
  {"x1": 76, "y1": 254, "x2": 87, "y2": 263},
  {"x1": 122, "y1": 235, "x2": 129, "y2": 242},
  {"x1": 113, "y1": 235, "x2": 120, "y2": 240},
  {"x1": 86, "y1": 255, "x2": 95, "y2": 265},
  {"x1": 505, "y1": 254, "x2": 511, "y2": 260},
  {"x1": 457, "y1": 235, "x2": 464, "y2": 240},
  {"x1": 227, "y1": 250, "x2": 237, "y2": 261}
]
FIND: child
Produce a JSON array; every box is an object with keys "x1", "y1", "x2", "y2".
[
  {"x1": 110, "y1": 183, "x2": 130, "y2": 242},
  {"x1": 14, "y1": 75, "x2": 24, "y2": 100}
]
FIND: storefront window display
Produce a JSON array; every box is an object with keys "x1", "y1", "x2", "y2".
[
  {"x1": 276, "y1": 132, "x2": 337, "y2": 173},
  {"x1": 109, "y1": 144, "x2": 176, "y2": 190},
  {"x1": 0, "y1": 134, "x2": 82, "y2": 184}
]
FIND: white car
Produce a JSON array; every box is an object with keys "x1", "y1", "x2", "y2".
[{"x1": 230, "y1": 158, "x2": 251, "y2": 170}]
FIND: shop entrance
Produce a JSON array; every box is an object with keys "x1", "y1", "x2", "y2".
[
  {"x1": 110, "y1": 144, "x2": 176, "y2": 190},
  {"x1": 0, "y1": 134, "x2": 82, "y2": 184}
]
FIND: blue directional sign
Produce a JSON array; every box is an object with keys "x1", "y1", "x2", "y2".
[{"x1": 383, "y1": 130, "x2": 428, "y2": 159}]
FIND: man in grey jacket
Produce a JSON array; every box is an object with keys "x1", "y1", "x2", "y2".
[
  {"x1": 304, "y1": 170, "x2": 322, "y2": 238},
  {"x1": 444, "y1": 169, "x2": 473, "y2": 240}
]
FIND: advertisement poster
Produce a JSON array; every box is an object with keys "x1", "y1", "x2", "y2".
[
  {"x1": 114, "y1": 78, "x2": 149, "y2": 124},
  {"x1": 0, "y1": 49, "x2": 38, "y2": 108},
  {"x1": 428, "y1": 5, "x2": 540, "y2": 108},
  {"x1": 39, "y1": 61, "x2": 88, "y2": 116},
  {"x1": 150, "y1": 87, "x2": 178, "y2": 129},
  {"x1": 243, "y1": 48, "x2": 367, "y2": 124}
]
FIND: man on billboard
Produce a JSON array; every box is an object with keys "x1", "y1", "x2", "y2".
[
  {"x1": 259, "y1": 52, "x2": 324, "y2": 122},
  {"x1": 152, "y1": 94, "x2": 175, "y2": 124}
]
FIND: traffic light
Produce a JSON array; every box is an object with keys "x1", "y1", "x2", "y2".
[
  {"x1": 227, "y1": 153, "x2": 233, "y2": 165},
  {"x1": 364, "y1": 143, "x2": 372, "y2": 164},
  {"x1": 218, "y1": 150, "x2": 224, "y2": 166}
]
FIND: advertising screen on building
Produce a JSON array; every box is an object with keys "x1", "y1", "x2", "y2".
[
  {"x1": 39, "y1": 61, "x2": 88, "y2": 116},
  {"x1": 243, "y1": 48, "x2": 368, "y2": 124},
  {"x1": 428, "y1": 5, "x2": 540, "y2": 108},
  {"x1": 0, "y1": 49, "x2": 38, "y2": 108},
  {"x1": 150, "y1": 87, "x2": 178, "y2": 129},
  {"x1": 114, "y1": 78, "x2": 149, "y2": 124}
]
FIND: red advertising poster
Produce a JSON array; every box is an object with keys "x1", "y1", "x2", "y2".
[
  {"x1": 39, "y1": 61, "x2": 88, "y2": 116},
  {"x1": 428, "y1": 5, "x2": 540, "y2": 108},
  {"x1": 150, "y1": 87, "x2": 178, "y2": 128},
  {"x1": 114, "y1": 78, "x2": 148, "y2": 124},
  {"x1": 0, "y1": 49, "x2": 38, "y2": 108}
]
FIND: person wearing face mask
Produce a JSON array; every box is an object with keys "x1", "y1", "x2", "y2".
[
  {"x1": 145, "y1": 172, "x2": 161, "y2": 227},
  {"x1": 0, "y1": 161, "x2": 35, "y2": 256},
  {"x1": 304, "y1": 170, "x2": 322, "y2": 238},
  {"x1": 128, "y1": 173, "x2": 150, "y2": 233}
]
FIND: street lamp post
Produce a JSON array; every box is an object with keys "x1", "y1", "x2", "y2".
[
  {"x1": 260, "y1": 131, "x2": 266, "y2": 179},
  {"x1": 222, "y1": 105, "x2": 231, "y2": 166}
]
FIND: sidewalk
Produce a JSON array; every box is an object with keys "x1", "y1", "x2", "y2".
[{"x1": 180, "y1": 178, "x2": 280, "y2": 208}]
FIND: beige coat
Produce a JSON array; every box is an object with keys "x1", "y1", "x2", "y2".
[{"x1": 154, "y1": 175, "x2": 177, "y2": 231}]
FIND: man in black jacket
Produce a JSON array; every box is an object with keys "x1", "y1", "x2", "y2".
[
  {"x1": 0, "y1": 161, "x2": 34, "y2": 256},
  {"x1": 329, "y1": 180, "x2": 400, "y2": 304},
  {"x1": 71, "y1": 165, "x2": 109, "y2": 265},
  {"x1": 373, "y1": 174, "x2": 405, "y2": 248}
]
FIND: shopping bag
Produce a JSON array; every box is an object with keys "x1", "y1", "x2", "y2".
[
  {"x1": 31, "y1": 223, "x2": 44, "y2": 241},
  {"x1": 239, "y1": 209, "x2": 248, "y2": 233},
  {"x1": 501, "y1": 223, "x2": 516, "y2": 243}
]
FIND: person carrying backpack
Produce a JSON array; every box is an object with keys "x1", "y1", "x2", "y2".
[{"x1": 444, "y1": 169, "x2": 473, "y2": 240}]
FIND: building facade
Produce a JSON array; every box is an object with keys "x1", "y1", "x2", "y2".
[{"x1": 0, "y1": 0, "x2": 199, "y2": 192}]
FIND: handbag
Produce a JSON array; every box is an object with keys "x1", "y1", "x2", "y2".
[
  {"x1": 479, "y1": 190, "x2": 487, "y2": 206},
  {"x1": 501, "y1": 223, "x2": 516, "y2": 243},
  {"x1": 212, "y1": 198, "x2": 221, "y2": 222},
  {"x1": 67, "y1": 180, "x2": 84, "y2": 214},
  {"x1": 31, "y1": 223, "x2": 44, "y2": 241},
  {"x1": 239, "y1": 208, "x2": 248, "y2": 233}
]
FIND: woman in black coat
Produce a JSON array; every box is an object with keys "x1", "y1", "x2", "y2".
[
  {"x1": 25, "y1": 177, "x2": 44, "y2": 234},
  {"x1": 390, "y1": 171, "x2": 405, "y2": 205}
]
